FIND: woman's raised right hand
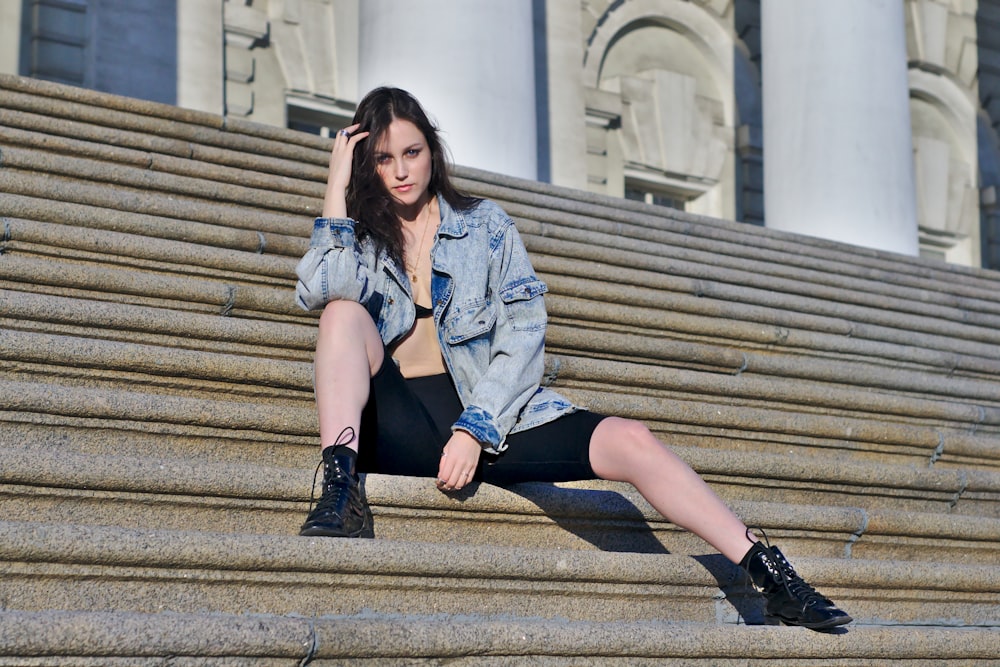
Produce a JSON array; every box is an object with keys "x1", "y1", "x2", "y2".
[{"x1": 322, "y1": 123, "x2": 369, "y2": 218}]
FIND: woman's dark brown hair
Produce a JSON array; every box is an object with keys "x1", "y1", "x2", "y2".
[{"x1": 347, "y1": 87, "x2": 479, "y2": 269}]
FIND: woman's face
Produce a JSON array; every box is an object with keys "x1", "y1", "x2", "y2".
[{"x1": 375, "y1": 118, "x2": 432, "y2": 212}]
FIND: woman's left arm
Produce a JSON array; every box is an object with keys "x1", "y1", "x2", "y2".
[{"x1": 450, "y1": 217, "x2": 550, "y2": 453}]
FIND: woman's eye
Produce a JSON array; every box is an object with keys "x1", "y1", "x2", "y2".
[
  {"x1": 375, "y1": 155, "x2": 391, "y2": 165},
  {"x1": 406, "y1": 148, "x2": 420, "y2": 157}
]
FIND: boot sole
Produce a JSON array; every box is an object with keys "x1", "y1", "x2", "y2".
[
  {"x1": 298, "y1": 526, "x2": 373, "y2": 538},
  {"x1": 299, "y1": 506, "x2": 375, "y2": 539},
  {"x1": 299, "y1": 474, "x2": 375, "y2": 539},
  {"x1": 774, "y1": 613, "x2": 854, "y2": 630}
]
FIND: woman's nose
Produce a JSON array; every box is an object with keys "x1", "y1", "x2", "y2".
[{"x1": 395, "y1": 160, "x2": 408, "y2": 179}]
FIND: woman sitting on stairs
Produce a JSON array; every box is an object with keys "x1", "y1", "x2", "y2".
[{"x1": 294, "y1": 86, "x2": 852, "y2": 631}]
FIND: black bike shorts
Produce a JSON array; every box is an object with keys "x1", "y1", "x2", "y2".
[{"x1": 356, "y1": 354, "x2": 606, "y2": 485}]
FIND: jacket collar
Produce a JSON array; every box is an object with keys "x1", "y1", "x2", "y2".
[
  {"x1": 383, "y1": 194, "x2": 467, "y2": 288},
  {"x1": 436, "y1": 195, "x2": 469, "y2": 239}
]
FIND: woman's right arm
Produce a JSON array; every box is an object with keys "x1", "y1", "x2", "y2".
[
  {"x1": 294, "y1": 217, "x2": 374, "y2": 311},
  {"x1": 321, "y1": 123, "x2": 368, "y2": 218},
  {"x1": 295, "y1": 125, "x2": 373, "y2": 311}
]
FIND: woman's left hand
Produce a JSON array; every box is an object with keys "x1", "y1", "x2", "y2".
[{"x1": 437, "y1": 430, "x2": 482, "y2": 492}]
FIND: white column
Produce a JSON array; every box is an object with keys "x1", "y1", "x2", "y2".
[
  {"x1": 0, "y1": 0, "x2": 23, "y2": 76},
  {"x1": 359, "y1": 0, "x2": 537, "y2": 180},
  {"x1": 176, "y1": 0, "x2": 225, "y2": 114},
  {"x1": 761, "y1": 0, "x2": 918, "y2": 255},
  {"x1": 542, "y1": 0, "x2": 587, "y2": 189}
]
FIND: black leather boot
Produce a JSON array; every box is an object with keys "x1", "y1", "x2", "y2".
[
  {"x1": 300, "y1": 443, "x2": 373, "y2": 538},
  {"x1": 741, "y1": 541, "x2": 852, "y2": 630}
]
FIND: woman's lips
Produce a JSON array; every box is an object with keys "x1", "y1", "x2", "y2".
[{"x1": 395, "y1": 184, "x2": 413, "y2": 193}]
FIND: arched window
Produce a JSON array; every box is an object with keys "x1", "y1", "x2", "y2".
[{"x1": 582, "y1": 2, "x2": 737, "y2": 220}]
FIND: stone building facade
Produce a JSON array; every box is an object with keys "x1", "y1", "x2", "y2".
[{"x1": 2, "y1": 0, "x2": 997, "y2": 269}]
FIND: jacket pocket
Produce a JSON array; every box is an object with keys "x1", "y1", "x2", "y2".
[
  {"x1": 443, "y1": 298, "x2": 497, "y2": 344},
  {"x1": 499, "y1": 278, "x2": 548, "y2": 332}
]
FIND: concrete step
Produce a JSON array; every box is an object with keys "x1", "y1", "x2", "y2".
[
  {"x1": 7, "y1": 277, "x2": 1000, "y2": 420},
  {"x1": 0, "y1": 612, "x2": 1000, "y2": 667},
  {"x1": 6, "y1": 71, "x2": 1000, "y2": 309},
  {"x1": 0, "y1": 119, "x2": 322, "y2": 200},
  {"x1": 2, "y1": 72, "x2": 1000, "y2": 661},
  {"x1": 0, "y1": 288, "x2": 314, "y2": 360},
  {"x1": 537, "y1": 263, "x2": 1000, "y2": 375},
  {"x1": 1, "y1": 609, "x2": 999, "y2": 666},
  {"x1": 4, "y1": 288, "x2": 1000, "y2": 472},
  {"x1": 5, "y1": 314, "x2": 1000, "y2": 445},
  {"x1": 3, "y1": 403, "x2": 998, "y2": 514},
  {"x1": 7, "y1": 136, "x2": 1000, "y2": 349},
  {"x1": 6, "y1": 158, "x2": 1000, "y2": 367},
  {"x1": 2, "y1": 444, "x2": 998, "y2": 563},
  {"x1": 1, "y1": 520, "x2": 997, "y2": 629},
  {"x1": 5, "y1": 95, "x2": 1000, "y2": 368},
  {"x1": 5, "y1": 375, "x2": 1000, "y2": 510},
  {"x1": 0, "y1": 75, "x2": 327, "y2": 173},
  {"x1": 512, "y1": 203, "x2": 1000, "y2": 326},
  {"x1": 4, "y1": 165, "x2": 1000, "y2": 446},
  {"x1": 0, "y1": 190, "x2": 308, "y2": 257}
]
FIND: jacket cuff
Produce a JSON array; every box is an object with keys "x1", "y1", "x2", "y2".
[{"x1": 453, "y1": 406, "x2": 506, "y2": 454}]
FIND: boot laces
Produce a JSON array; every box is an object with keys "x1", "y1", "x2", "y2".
[
  {"x1": 306, "y1": 427, "x2": 356, "y2": 517},
  {"x1": 738, "y1": 527, "x2": 831, "y2": 624},
  {"x1": 770, "y1": 547, "x2": 834, "y2": 608}
]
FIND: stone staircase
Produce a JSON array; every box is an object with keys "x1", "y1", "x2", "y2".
[{"x1": 0, "y1": 73, "x2": 998, "y2": 664}]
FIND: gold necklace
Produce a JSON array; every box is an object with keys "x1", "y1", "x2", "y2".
[{"x1": 405, "y1": 201, "x2": 434, "y2": 283}]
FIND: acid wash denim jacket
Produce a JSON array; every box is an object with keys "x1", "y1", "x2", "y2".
[{"x1": 295, "y1": 196, "x2": 577, "y2": 454}]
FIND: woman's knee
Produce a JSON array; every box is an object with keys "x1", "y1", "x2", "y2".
[
  {"x1": 595, "y1": 416, "x2": 653, "y2": 445},
  {"x1": 590, "y1": 417, "x2": 659, "y2": 472},
  {"x1": 319, "y1": 299, "x2": 371, "y2": 329},
  {"x1": 316, "y1": 300, "x2": 383, "y2": 372},
  {"x1": 318, "y1": 300, "x2": 380, "y2": 342}
]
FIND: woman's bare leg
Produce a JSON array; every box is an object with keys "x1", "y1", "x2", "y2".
[
  {"x1": 314, "y1": 300, "x2": 384, "y2": 451},
  {"x1": 590, "y1": 418, "x2": 853, "y2": 628},
  {"x1": 588, "y1": 417, "x2": 755, "y2": 563}
]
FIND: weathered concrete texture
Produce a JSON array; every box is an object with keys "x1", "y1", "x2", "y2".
[
  {"x1": 0, "y1": 329, "x2": 312, "y2": 391},
  {"x1": 0, "y1": 119, "x2": 325, "y2": 199},
  {"x1": 533, "y1": 259, "x2": 1000, "y2": 361},
  {"x1": 1, "y1": 610, "x2": 999, "y2": 665},
  {"x1": 565, "y1": 384, "x2": 1000, "y2": 469},
  {"x1": 4, "y1": 72, "x2": 1000, "y2": 457},
  {"x1": 551, "y1": 353, "x2": 1000, "y2": 427},
  {"x1": 1, "y1": 380, "x2": 316, "y2": 434},
  {"x1": 0, "y1": 76, "x2": 325, "y2": 162},
  {"x1": 0, "y1": 610, "x2": 312, "y2": 663},
  {"x1": 0, "y1": 289, "x2": 317, "y2": 354},
  {"x1": 0, "y1": 521, "x2": 726, "y2": 624},
  {"x1": 4, "y1": 427, "x2": 999, "y2": 520},
  {"x1": 527, "y1": 234, "x2": 1000, "y2": 334},
  {"x1": 0, "y1": 170, "x2": 309, "y2": 237},
  {"x1": 5, "y1": 298, "x2": 1000, "y2": 479},
  {"x1": 460, "y1": 163, "x2": 999, "y2": 288},
  {"x1": 503, "y1": 192, "x2": 997, "y2": 302},
  {"x1": 1, "y1": 191, "x2": 310, "y2": 256},
  {"x1": 3, "y1": 145, "x2": 319, "y2": 215},
  {"x1": 2, "y1": 72, "x2": 1000, "y2": 660},
  {"x1": 0, "y1": 519, "x2": 997, "y2": 628},
  {"x1": 3, "y1": 452, "x2": 998, "y2": 567},
  {"x1": 7, "y1": 442, "x2": 997, "y2": 562},
  {"x1": 0, "y1": 253, "x2": 300, "y2": 318},
  {"x1": 6, "y1": 216, "x2": 297, "y2": 281}
]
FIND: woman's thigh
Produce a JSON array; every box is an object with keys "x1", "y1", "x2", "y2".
[
  {"x1": 482, "y1": 411, "x2": 606, "y2": 485},
  {"x1": 357, "y1": 358, "x2": 459, "y2": 478},
  {"x1": 359, "y1": 362, "x2": 606, "y2": 486}
]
